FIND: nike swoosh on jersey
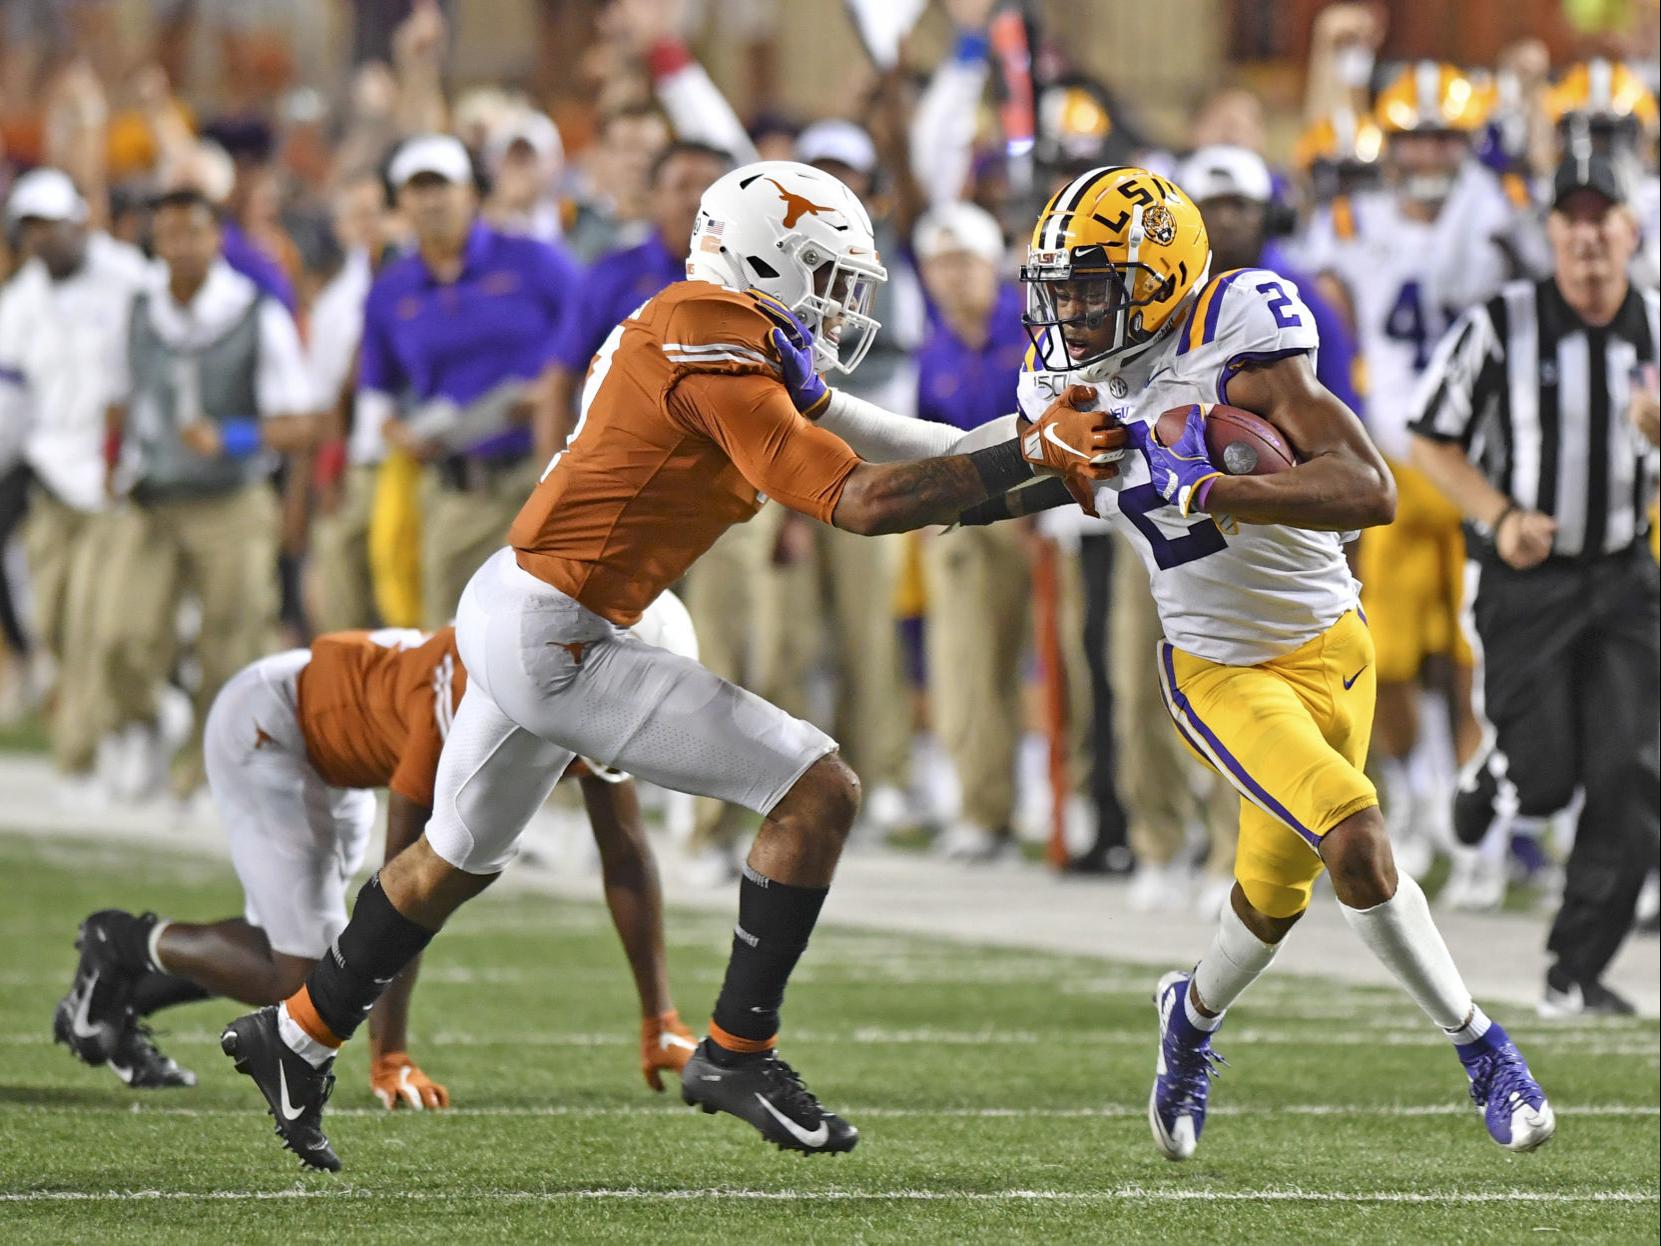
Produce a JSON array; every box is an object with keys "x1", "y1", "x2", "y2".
[
  {"x1": 755, "y1": 1093, "x2": 830, "y2": 1148},
  {"x1": 278, "y1": 1062, "x2": 307, "y2": 1121},
  {"x1": 1342, "y1": 665, "x2": 1368, "y2": 690}
]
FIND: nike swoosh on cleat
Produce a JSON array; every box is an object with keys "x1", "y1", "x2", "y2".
[
  {"x1": 1342, "y1": 664, "x2": 1368, "y2": 690},
  {"x1": 70, "y1": 972, "x2": 105, "y2": 1040},
  {"x1": 755, "y1": 1094, "x2": 829, "y2": 1149},
  {"x1": 278, "y1": 1061, "x2": 307, "y2": 1121},
  {"x1": 110, "y1": 1062, "x2": 135, "y2": 1084}
]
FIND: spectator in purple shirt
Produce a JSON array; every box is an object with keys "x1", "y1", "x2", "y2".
[
  {"x1": 540, "y1": 140, "x2": 731, "y2": 459},
  {"x1": 912, "y1": 202, "x2": 1033, "y2": 862},
  {"x1": 360, "y1": 133, "x2": 579, "y2": 628}
]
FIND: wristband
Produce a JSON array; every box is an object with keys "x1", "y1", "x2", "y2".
[
  {"x1": 1489, "y1": 499, "x2": 1518, "y2": 538},
  {"x1": 1192, "y1": 474, "x2": 1221, "y2": 513},
  {"x1": 967, "y1": 439, "x2": 1036, "y2": 495},
  {"x1": 218, "y1": 417, "x2": 262, "y2": 459},
  {"x1": 953, "y1": 29, "x2": 991, "y2": 62}
]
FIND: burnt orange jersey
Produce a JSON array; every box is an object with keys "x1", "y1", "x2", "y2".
[
  {"x1": 296, "y1": 628, "x2": 465, "y2": 808},
  {"x1": 510, "y1": 281, "x2": 862, "y2": 625}
]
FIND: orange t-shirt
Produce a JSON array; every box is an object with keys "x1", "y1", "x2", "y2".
[
  {"x1": 509, "y1": 281, "x2": 863, "y2": 626},
  {"x1": 296, "y1": 628, "x2": 465, "y2": 808}
]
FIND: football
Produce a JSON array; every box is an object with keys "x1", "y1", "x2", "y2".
[{"x1": 1154, "y1": 403, "x2": 1298, "y2": 476}]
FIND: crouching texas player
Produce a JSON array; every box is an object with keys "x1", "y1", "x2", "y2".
[
  {"x1": 217, "y1": 159, "x2": 1118, "y2": 1169},
  {"x1": 762, "y1": 166, "x2": 1555, "y2": 1161},
  {"x1": 55, "y1": 602, "x2": 698, "y2": 1115}
]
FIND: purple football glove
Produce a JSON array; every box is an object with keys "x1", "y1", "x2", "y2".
[
  {"x1": 755, "y1": 297, "x2": 830, "y2": 417},
  {"x1": 1126, "y1": 404, "x2": 1224, "y2": 517}
]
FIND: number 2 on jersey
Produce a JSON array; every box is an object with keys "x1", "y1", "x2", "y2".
[{"x1": 1120, "y1": 484, "x2": 1227, "y2": 569}]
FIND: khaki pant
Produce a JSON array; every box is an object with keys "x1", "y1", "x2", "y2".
[
  {"x1": 309, "y1": 464, "x2": 379, "y2": 633},
  {"x1": 1109, "y1": 533, "x2": 1236, "y2": 875},
  {"x1": 681, "y1": 510, "x2": 777, "y2": 851},
  {"x1": 21, "y1": 487, "x2": 109, "y2": 772},
  {"x1": 759, "y1": 522, "x2": 908, "y2": 787},
  {"x1": 923, "y1": 524, "x2": 1029, "y2": 830},
  {"x1": 420, "y1": 458, "x2": 543, "y2": 630},
  {"x1": 97, "y1": 483, "x2": 280, "y2": 795}
]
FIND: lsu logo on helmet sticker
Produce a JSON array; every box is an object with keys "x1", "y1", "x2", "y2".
[{"x1": 1142, "y1": 203, "x2": 1176, "y2": 246}]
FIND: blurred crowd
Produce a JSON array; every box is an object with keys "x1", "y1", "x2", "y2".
[{"x1": 0, "y1": 0, "x2": 1656, "y2": 926}]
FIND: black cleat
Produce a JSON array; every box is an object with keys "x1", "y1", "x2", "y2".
[
  {"x1": 52, "y1": 910, "x2": 143, "y2": 1066},
  {"x1": 109, "y1": 1016, "x2": 198, "y2": 1089},
  {"x1": 220, "y1": 1007, "x2": 341, "y2": 1172},
  {"x1": 680, "y1": 1039, "x2": 858, "y2": 1155}
]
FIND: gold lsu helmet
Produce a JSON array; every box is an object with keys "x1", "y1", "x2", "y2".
[
  {"x1": 1020, "y1": 166, "x2": 1210, "y2": 375},
  {"x1": 1295, "y1": 108, "x2": 1385, "y2": 172},
  {"x1": 1374, "y1": 61, "x2": 1490, "y2": 134},
  {"x1": 1544, "y1": 59, "x2": 1659, "y2": 135}
]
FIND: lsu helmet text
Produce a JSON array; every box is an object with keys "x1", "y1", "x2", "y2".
[
  {"x1": 685, "y1": 159, "x2": 888, "y2": 376},
  {"x1": 1020, "y1": 165, "x2": 1211, "y2": 377}
]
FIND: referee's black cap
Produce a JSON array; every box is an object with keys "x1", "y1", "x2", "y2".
[{"x1": 1551, "y1": 151, "x2": 1628, "y2": 209}]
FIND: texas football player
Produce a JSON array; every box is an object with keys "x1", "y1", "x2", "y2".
[
  {"x1": 762, "y1": 165, "x2": 1556, "y2": 1159},
  {"x1": 55, "y1": 602, "x2": 698, "y2": 1125},
  {"x1": 216, "y1": 160, "x2": 1119, "y2": 1169}
]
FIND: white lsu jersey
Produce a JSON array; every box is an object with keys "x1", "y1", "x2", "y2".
[
  {"x1": 1018, "y1": 267, "x2": 1360, "y2": 667},
  {"x1": 1295, "y1": 162, "x2": 1516, "y2": 461}
]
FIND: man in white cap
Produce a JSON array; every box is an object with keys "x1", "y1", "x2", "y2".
[
  {"x1": 910, "y1": 201, "x2": 1034, "y2": 859},
  {"x1": 483, "y1": 110, "x2": 565, "y2": 243},
  {"x1": 0, "y1": 168, "x2": 153, "y2": 781},
  {"x1": 362, "y1": 134, "x2": 580, "y2": 630}
]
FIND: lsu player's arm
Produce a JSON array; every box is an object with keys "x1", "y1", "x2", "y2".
[
  {"x1": 365, "y1": 789, "x2": 450, "y2": 1109},
  {"x1": 1202, "y1": 352, "x2": 1394, "y2": 531},
  {"x1": 575, "y1": 772, "x2": 695, "y2": 1089}
]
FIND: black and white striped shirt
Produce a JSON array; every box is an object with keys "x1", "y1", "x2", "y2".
[{"x1": 1411, "y1": 277, "x2": 1660, "y2": 559}]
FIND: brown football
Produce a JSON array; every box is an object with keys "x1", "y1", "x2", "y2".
[{"x1": 1153, "y1": 403, "x2": 1298, "y2": 476}]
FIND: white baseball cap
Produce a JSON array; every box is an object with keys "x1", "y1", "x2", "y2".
[
  {"x1": 914, "y1": 201, "x2": 1005, "y2": 264},
  {"x1": 6, "y1": 168, "x2": 89, "y2": 226},
  {"x1": 389, "y1": 134, "x2": 475, "y2": 188},
  {"x1": 1176, "y1": 145, "x2": 1274, "y2": 204},
  {"x1": 795, "y1": 120, "x2": 877, "y2": 177},
  {"x1": 485, "y1": 111, "x2": 563, "y2": 173}
]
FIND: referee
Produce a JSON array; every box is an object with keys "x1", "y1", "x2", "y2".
[{"x1": 1410, "y1": 152, "x2": 1660, "y2": 1017}]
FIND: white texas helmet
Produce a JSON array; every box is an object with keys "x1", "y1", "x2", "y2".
[{"x1": 685, "y1": 159, "x2": 888, "y2": 376}]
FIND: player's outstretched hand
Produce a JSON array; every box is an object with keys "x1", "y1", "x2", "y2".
[
  {"x1": 370, "y1": 1050, "x2": 450, "y2": 1110},
  {"x1": 1127, "y1": 403, "x2": 1224, "y2": 517},
  {"x1": 1022, "y1": 384, "x2": 1126, "y2": 479},
  {"x1": 641, "y1": 1009, "x2": 698, "y2": 1091}
]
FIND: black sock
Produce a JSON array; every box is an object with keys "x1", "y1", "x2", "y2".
[
  {"x1": 710, "y1": 864, "x2": 828, "y2": 1049},
  {"x1": 303, "y1": 874, "x2": 434, "y2": 1043},
  {"x1": 130, "y1": 971, "x2": 212, "y2": 1015}
]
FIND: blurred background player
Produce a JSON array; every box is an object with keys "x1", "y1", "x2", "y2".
[
  {"x1": 55, "y1": 606, "x2": 698, "y2": 1106},
  {"x1": 1297, "y1": 61, "x2": 1525, "y2": 889}
]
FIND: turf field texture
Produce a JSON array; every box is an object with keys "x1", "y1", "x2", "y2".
[{"x1": 1, "y1": 830, "x2": 1656, "y2": 1244}]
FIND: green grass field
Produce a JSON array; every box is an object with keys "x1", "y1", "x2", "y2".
[{"x1": 1, "y1": 830, "x2": 1656, "y2": 1244}]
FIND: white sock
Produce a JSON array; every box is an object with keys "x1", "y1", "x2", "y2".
[
  {"x1": 146, "y1": 919, "x2": 172, "y2": 974},
  {"x1": 1189, "y1": 901, "x2": 1280, "y2": 1027},
  {"x1": 277, "y1": 1001, "x2": 339, "y2": 1069},
  {"x1": 1444, "y1": 1004, "x2": 1493, "y2": 1047},
  {"x1": 1339, "y1": 874, "x2": 1474, "y2": 1033}
]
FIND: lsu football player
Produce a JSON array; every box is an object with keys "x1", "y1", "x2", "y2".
[
  {"x1": 1295, "y1": 62, "x2": 1529, "y2": 891},
  {"x1": 759, "y1": 165, "x2": 1556, "y2": 1158},
  {"x1": 1009, "y1": 166, "x2": 1552, "y2": 1158}
]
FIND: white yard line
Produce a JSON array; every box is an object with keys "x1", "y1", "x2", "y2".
[{"x1": 2, "y1": 1186, "x2": 1654, "y2": 1205}]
